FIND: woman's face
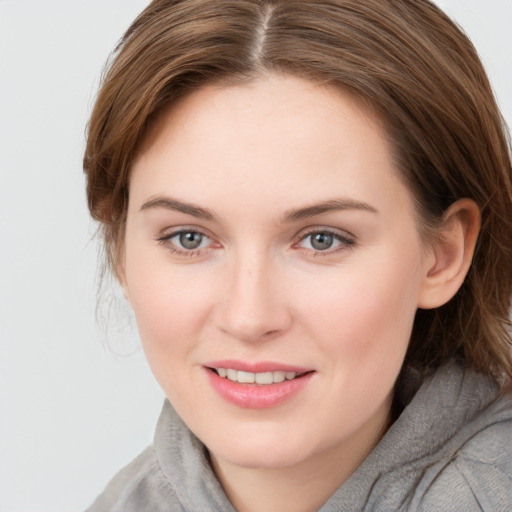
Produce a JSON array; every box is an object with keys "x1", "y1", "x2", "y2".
[{"x1": 122, "y1": 75, "x2": 432, "y2": 471}]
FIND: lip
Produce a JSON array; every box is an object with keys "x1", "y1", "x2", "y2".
[
  {"x1": 204, "y1": 359, "x2": 312, "y2": 374},
  {"x1": 203, "y1": 360, "x2": 315, "y2": 409}
]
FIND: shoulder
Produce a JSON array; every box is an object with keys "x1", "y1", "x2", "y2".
[
  {"x1": 85, "y1": 446, "x2": 184, "y2": 512},
  {"x1": 417, "y1": 403, "x2": 512, "y2": 512}
]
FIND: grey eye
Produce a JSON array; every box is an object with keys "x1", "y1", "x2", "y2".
[
  {"x1": 179, "y1": 231, "x2": 204, "y2": 249},
  {"x1": 309, "y1": 232, "x2": 334, "y2": 250}
]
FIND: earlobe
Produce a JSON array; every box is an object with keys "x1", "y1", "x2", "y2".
[
  {"x1": 119, "y1": 279, "x2": 131, "y2": 304},
  {"x1": 114, "y1": 258, "x2": 130, "y2": 303},
  {"x1": 417, "y1": 199, "x2": 480, "y2": 309},
  {"x1": 121, "y1": 282, "x2": 130, "y2": 303}
]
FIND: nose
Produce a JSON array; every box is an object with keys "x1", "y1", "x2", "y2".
[{"x1": 214, "y1": 249, "x2": 292, "y2": 343}]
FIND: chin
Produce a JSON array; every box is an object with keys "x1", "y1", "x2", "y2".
[
  {"x1": 207, "y1": 426, "x2": 317, "y2": 470},
  {"x1": 216, "y1": 447, "x2": 308, "y2": 470}
]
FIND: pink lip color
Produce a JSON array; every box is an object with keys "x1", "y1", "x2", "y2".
[
  {"x1": 203, "y1": 360, "x2": 314, "y2": 409},
  {"x1": 205, "y1": 360, "x2": 311, "y2": 374}
]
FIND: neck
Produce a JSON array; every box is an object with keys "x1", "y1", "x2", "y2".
[{"x1": 212, "y1": 449, "x2": 356, "y2": 512}]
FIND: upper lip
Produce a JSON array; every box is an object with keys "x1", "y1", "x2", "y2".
[{"x1": 204, "y1": 359, "x2": 314, "y2": 374}]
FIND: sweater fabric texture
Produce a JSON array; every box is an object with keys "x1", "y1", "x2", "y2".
[{"x1": 86, "y1": 362, "x2": 512, "y2": 511}]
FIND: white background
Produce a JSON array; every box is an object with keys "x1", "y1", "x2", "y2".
[{"x1": 0, "y1": 1, "x2": 511, "y2": 511}]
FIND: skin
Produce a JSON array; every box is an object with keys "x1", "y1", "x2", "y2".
[{"x1": 120, "y1": 75, "x2": 480, "y2": 512}]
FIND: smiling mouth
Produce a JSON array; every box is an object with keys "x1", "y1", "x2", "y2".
[
  {"x1": 205, "y1": 364, "x2": 315, "y2": 408},
  {"x1": 209, "y1": 368, "x2": 311, "y2": 385}
]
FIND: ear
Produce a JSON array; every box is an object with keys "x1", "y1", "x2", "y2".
[
  {"x1": 417, "y1": 199, "x2": 480, "y2": 309},
  {"x1": 114, "y1": 248, "x2": 130, "y2": 304},
  {"x1": 117, "y1": 268, "x2": 131, "y2": 304}
]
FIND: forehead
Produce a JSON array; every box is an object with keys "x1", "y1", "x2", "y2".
[{"x1": 129, "y1": 74, "x2": 414, "y2": 221}]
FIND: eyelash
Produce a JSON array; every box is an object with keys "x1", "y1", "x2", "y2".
[
  {"x1": 156, "y1": 228, "x2": 213, "y2": 257},
  {"x1": 294, "y1": 229, "x2": 356, "y2": 256},
  {"x1": 156, "y1": 228, "x2": 356, "y2": 258}
]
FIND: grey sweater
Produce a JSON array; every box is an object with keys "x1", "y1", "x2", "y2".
[{"x1": 86, "y1": 363, "x2": 512, "y2": 511}]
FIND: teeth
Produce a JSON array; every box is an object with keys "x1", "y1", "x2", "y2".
[
  {"x1": 215, "y1": 368, "x2": 299, "y2": 385},
  {"x1": 255, "y1": 372, "x2": 273, "y2": 385},
  {"x1": 273, "y1": 371, "x2": 285, "y2": 383},
  {"x1": 226, "y1": 369, "x2": 238, "y2": 381},
  {"x1": 237, "y1": 371, "x2": 255, "y2": 384}
]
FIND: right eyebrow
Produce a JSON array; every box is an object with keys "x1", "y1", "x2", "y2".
[
  {"x1": 139, "y1": 196, "x2": 216, "y2": 221},
  {"x1": 281, "y1": 198, "x2": 378, "y2": 223}
]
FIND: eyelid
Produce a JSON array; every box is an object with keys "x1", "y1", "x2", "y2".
[
  {"x1": 295, "y1": 225, "x2": 356, "y2": 242},
  {"x1": 297, "y1": 224, "x2": 355, "y2": 239},
  {"x1": 157, "y1": 224, "x2": 213, "y2": 240}
]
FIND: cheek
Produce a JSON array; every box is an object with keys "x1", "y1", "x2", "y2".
[
  {"x1": 297, "y1": 249, "x2": 421, "y2": 367},
  {"x1": 130, "y1": 278, "x2": 208, "y2": 346},
  {"x1": 123, "y1": 245, "x2": 214, "y2": 371},
  {"x1": 293, "y1": 254, "x2": 421, "y2": 433},
  {"x1": 127, "y1": 275, "x2": 212, "y2": 407}
]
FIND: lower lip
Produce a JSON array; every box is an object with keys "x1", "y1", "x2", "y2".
[{"x1": 205, "y1": 369, "x2": 314, "y2": 409}]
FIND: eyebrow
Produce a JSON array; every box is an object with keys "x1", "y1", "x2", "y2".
[
  {"x1": 140, "y1": 196, "x2": 216, "y2": 221},
  {"x1": 139, "y1": 195, "x2": 377, "y2": 223},
  {"x1": 281, "y1": 198, "x2": 378, "y2": 223}
]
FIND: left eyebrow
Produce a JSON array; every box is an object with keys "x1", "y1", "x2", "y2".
[
  {"x1": 139, "y1": 196, "x2": 216, "y2": 221},
  {"x1": 281, "y1": 198, "x2": 378, "y2": 223}
]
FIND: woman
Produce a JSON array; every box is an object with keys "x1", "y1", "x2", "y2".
[{"x1": 84, "y1": 0, "x2": 512, "y2": 510}]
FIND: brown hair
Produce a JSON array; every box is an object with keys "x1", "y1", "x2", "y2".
[{"x1": 84, "y1": 0, "x2": 512, "y2": 386}]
